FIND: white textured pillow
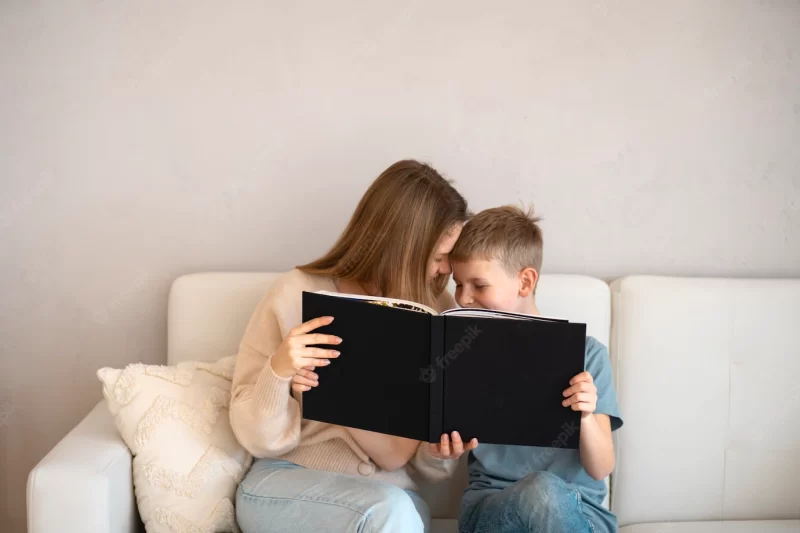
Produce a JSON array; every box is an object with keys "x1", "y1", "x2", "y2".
[{"x1": 97, "y1": 356, "x2": 252, "y2": 533}]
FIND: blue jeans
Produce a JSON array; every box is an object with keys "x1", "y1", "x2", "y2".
[
  {"x1": 236, "y1": 458, "x2": 431, "y2": 533},
  {"x1": 459, "y1": 472, "x2": 596, "y2": 533}
]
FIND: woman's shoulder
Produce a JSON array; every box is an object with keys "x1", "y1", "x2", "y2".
[{"x1": 264, "y1": 269, "x2": 337, "y2": 304}]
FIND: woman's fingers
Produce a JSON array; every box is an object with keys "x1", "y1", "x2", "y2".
[
  {"x1": 293, "y1": 333, "x2": 342, "y2": 348},
  {"x1": 296, "y1": 357, "x2": 333, "y2": 369},
  {"x1": 305, "y1": 346, "x2": 341, "y2": 358},
  {"x1": 450, "y1": 432, "x2": 464, "y2": 456},
  {"x1": 297, "y1": 368, "x2": 318, "y2": 381},
  {"x1": 289, "y1": 316, "x2": 335, "y2": 336},
  {"x1": 438, "y1": 433, "x2": 450, "y2": 457},
  {"x1": 293, "y1": 348, "x2": 340, "y2": 370},
  {"x1": 433, "y1": 432, "x2": 478, "y2": 458},
  {"x1": 292, "y1": 375, "x2": 318, "y2": 388}
]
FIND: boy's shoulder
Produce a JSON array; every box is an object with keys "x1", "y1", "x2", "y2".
[{"x1": 584, "y1": 335, "x2": 608, "y2": 357}]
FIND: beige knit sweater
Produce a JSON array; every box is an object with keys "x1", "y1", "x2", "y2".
[{"x1": 229, "y1": 268, "x2": 458, "y2": 490}]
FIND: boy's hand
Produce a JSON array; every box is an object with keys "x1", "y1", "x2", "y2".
[
  {"x1": 428, "y1": 431, "x2": 478, "y2": 460},
  {"x1": 562, "y1": 371, "x2": 597, "y2": 418}
]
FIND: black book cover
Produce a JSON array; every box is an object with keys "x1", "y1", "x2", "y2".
[{"x1": 301, "y1": 291, "x2": 586, "y2": 448}]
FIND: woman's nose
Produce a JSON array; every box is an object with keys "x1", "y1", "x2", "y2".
[{"x1": 440, "y1": 261, "x2": 452, "y2": 275}]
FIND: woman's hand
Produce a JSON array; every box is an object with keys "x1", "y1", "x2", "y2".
[
  {"x1": 562, "y1": 371, "x2": 597, "y2": 418},
  {"x1": 270, "y1": 316, "x2": 342, "y2": 383},
  {"x1": 428, "y1": 431, "x2": 478, "y2": 460},
  {"x1": 292, "y1": 366, "x2": 319, "y2": 393}
]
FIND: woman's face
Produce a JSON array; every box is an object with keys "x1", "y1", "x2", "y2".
[{"x1": 427, "y1": 225, "x2": 463, "y2": 280}]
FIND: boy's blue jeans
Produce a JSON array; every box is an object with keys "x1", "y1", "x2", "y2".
[{"x1": 459, "y1": 472, "x2": 596, "y2": 533}]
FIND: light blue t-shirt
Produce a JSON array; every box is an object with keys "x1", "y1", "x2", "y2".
[{"x1": 463, "y1": 336, "x2": 623, "y2": 532}]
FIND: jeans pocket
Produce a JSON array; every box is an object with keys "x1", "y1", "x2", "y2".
[{"x1": 572, "y1": 489, "x2": 595, "y2": 533}]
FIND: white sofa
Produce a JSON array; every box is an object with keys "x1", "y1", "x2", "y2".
[{"x1": 27, "y1": 273, "x2": 800, "y2": 533}]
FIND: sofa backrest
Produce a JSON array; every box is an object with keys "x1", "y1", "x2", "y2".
[
  {"x1": 167, "y1": 271, "x2": 613, "y2": 519},
  {"x1": 610, "y1": 276, "x2": 800, "y2": 527},
  {"x1": 168, "y1": 272, "x2": 284, "y2": 365}
]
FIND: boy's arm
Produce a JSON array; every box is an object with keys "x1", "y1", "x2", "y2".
[{"x1": 578, "y1": 413, "x2": 615, "y2": 480}]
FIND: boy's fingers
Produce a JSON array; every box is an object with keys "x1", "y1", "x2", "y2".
[
  {"x1": 562, "y1": 382, "x2": 596, "y2": 397},
  {"x1": 562, "y1": 392, "x2": 593, "y2": 406},
  {"x1": 569, "y1": 371, "x2": 593, "y2": 385},
  {"x1": 571, "y1": 402, "x2": 594, "y2": 412},
  {"x1": 291, "y1": 383, "x2": 311, "y2": 393}
]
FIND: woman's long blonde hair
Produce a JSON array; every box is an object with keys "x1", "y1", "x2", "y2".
[{"x1": 298, "y1": 160, "x2": 469, "y2": 308}]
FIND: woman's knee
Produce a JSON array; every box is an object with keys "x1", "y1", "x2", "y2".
[{"x1": 364, "y1": 485, "x2": 426, "y2": 533}]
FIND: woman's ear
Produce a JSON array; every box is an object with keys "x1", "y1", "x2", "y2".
[{"x1": 518, "y1": 267, "x2": 539, "y2": 298}]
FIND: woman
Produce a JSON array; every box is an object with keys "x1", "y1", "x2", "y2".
[{"x1": 231, "y1": 160, "x2": 476, "y2": 533}]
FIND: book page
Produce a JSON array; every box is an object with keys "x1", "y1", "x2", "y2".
[
  {"x1": 314, "y1": 290, "x2": 438, "y2": 315},
  {"x1": 440, "y1": 307, "x2": 568, "y2": 322}
]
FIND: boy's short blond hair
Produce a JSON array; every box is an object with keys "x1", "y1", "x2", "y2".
[{"x1": 451, "y1": 204, "x2": 543, "y2": 279}]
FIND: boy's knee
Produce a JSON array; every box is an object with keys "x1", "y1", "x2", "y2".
[
  {"x1": 512, "y1": 472, "x2": 581, "y2": 529},
  {"x1": 517, "y1": 471, "x2": 569, "y2": 501}
]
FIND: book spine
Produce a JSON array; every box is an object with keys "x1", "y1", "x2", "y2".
[{"x1": 428, "y1": 315, "x2": 445, "y2": 443}]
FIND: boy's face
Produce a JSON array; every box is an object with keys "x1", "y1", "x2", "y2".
[{"x1": 452, "y1": 258, "x2": 527, "y2": 313}]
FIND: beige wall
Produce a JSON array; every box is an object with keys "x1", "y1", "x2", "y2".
[{"x1": 1, "y1": 1, "x2": 799, "y2": 530}]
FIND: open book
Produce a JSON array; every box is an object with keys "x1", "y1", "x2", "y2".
[
  {"x1": 302, "y1": 290, "x2": 586, "y2": 448},
  {"x1": 314, "y1": 290, "x2": 569, "y2": 321}
]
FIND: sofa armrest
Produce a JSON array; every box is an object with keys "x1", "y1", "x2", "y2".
[{"x1": 27, "y1": 400, "x2": 140, "y2": 533}]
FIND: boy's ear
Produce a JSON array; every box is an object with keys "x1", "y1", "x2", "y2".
[{"x1": 518, "y1": 267, "x2": 539, "y2": 298}]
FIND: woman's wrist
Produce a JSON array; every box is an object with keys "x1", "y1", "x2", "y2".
[{"x1": 269, "y1": 353, "x2": 295, "y2": 379}]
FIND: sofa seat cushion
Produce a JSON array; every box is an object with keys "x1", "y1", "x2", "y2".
[
  {"x1": 431, "y1": 518, "x2": 459, "y2": 533},
  {"x1": 620, "y1": 520, "x2": 800, "y2": 532}
]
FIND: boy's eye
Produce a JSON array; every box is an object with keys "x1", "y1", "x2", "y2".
[
  {"x1": 455, "y1": 283, "x2": 462, "y2": 289},
  {"x1": 475, "y1": 285, "x2": 488, "y2": 290}
]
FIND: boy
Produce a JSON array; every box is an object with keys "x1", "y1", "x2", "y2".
[{"x1": 450, "y1": 205, "x2": 624, "y2": 533}]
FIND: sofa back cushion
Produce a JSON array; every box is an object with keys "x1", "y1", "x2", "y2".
[{"x1": 610, "y1": 276, "x2": 800, "y2": 527}]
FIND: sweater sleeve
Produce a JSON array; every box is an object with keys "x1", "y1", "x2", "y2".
[
  {"x1": 229, "y1": 287, "x2": 302, "y2": 458},
  {"x1": 406, "y1": 441, "x2": 459, "y2": 483}
]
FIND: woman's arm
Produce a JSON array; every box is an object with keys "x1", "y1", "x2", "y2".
[
  {"x1": 230, "y1": 326, "x2": 302, "y2": 458},
  {"x1": 229, "y1": 294, "x2": 339, "y2": 458},
  {"x1": 578, "y1": 413, "x2": 615, "y2": 480},
  {"x1": 346, "y1": 428, "x2": 421, "y2": 472}
]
